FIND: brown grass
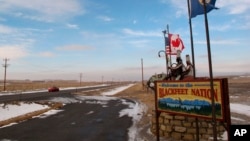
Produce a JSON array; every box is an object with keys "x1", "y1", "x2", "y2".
[{"x1": 0, "y1": 80, "x2": 107, "y2": 92}]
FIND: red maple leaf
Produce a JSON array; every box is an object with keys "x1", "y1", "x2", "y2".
[{"x1": 171, "y1": 38, "x2": 180, "y2": 47}]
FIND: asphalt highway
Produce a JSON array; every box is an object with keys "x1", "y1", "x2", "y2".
[
  {"x1": 0, "y1": 85, "x2": 113, "y2": 103},
  {"x1": 0, "y1": 84, "x2": 135, "y2": 141}
]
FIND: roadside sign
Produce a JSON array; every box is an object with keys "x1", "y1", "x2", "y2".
[{"x1": 155, "y1": 78, "x2": 229, "y2": 121}]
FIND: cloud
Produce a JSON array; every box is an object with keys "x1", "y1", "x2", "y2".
[
  {"x1": 122, "y1": 65, "x2": 162, "y2": 72},
  {"x1": 97, "y1": 16, "x2": 113, "y2": 22},
  {"x1": 127, "y1": 40, "x2": 151, "y2": 48},
  {"x1": 80, "y1": 30, "x2": 161, "y2": 50},
  {"x1": 66, "y1": 23, "x2": 79, "y2": 29},
  {"x1": 38, "y1": 51, "x2": 55, "y2": 57},
  {"x1": 81, "y1": 31, "x2": 116, "y2": 39},
  {"x1": 0, "y1": 24, "x2": 37, "y2": 47},
  {"x1": 0, "y1": 17, "x2": 6, "y2": 22},
  {"x1": 195, "y1": 59, "x2": 250, "y2": 76},
  {"x1": 239, "y1": 15, "x2": 250, "y2": 30},
  {"x1": 0, "y1": 0, "x2": 84, "y2": 22},
  {"x1": 122, "y1": 28, "x2": 161, "y2": 37},
  {"x1": 194, "y1": 39, "x2": 240, "y2": 46},
  {"x1": 166, "y1": 0, "x2": 250, "y2": 18},
  {"x1": 214, "y1": 62, "x2": 250, "y2": 73},
  {"x1": 57, "y1": 45, "x2": 94, "y2": 51},
  {"x1": 171, "y1": 0, "x2": 188, "y2": 17},
  {"x1": 0, "y1": 45, "x2": 28, "y2": 59},
  {"x1": 160, "y1": 0, "x2": 188, "y2": 18},
  {"x1": 210, "y1": 24, "x2": 231, "y2": 32},
  {"x1": 80, "y1": 31, "x2": 126, "y2": 50},
  {"x1": 0, "y1": 25, "x2": 54, "y2": 59},
  {"x1": 217, "y1": 0, "x2": 250, "y2": 15},
  {"x1": 0, "y1": 24, "x2": 16, "y2": 34}
]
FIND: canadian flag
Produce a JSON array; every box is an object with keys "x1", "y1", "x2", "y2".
[{"x1": 168, "y1": 34, "x2": 185, "y2": 55}]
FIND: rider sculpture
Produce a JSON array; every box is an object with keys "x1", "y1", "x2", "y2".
[{"x1": 147, "y1": 50, "x2": 194, "y2": 90}]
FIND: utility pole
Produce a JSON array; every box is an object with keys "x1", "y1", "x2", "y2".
[
  {"x1": 141, "y1": 58, "x2": 144, "y2": 90},
  {"x1": 79, "y1": 73, "x2": 82, "y2": 86},
  {"x1": 3, "y1": 58, "x2": 10, "y2": 91}
]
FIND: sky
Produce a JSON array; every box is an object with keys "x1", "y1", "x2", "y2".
[{"x1": 0, "y1": 0, "x2": 249, "y2": 81}]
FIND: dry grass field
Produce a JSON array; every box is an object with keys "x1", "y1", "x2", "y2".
[
  {"x1": 0, "y1": 80, "x2": 110, "y2": 92},
  {"x1": 228, "y1": 76, "x2": 250, "y2": 105}
]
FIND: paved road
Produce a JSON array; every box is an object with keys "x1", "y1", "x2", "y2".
[
  {"x1": 0, "y1": 84, "x2": 117, "y2": 103},
  {"x1": 0, "y1": 96, "x2": 134, "y2": 141}
]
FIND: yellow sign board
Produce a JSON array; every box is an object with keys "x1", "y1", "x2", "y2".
[{"x1": 156, "y1": 79, "x2": 227, "y2": 120}]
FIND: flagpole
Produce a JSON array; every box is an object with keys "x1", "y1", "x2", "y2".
[
  {"x1": 202, "y1": 0, "x2": 217, "y2": 141},
  {"x1": 162, "y1": 30, "x2": 168, "y2": 75},
  {"x1": 187, "y1": 1, "x2": 200, "y2": 141},
  {"x1": 166, "y1": 25, "x2": 171, "y2": 67},
  {"x1": 163, "y1": 24, "x2": 170, "y2": 77},
  {"x1": 187, "y1": 0, "x2": 196, "y2": 78}
]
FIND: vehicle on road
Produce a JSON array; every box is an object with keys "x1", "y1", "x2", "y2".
[{"x1": 48, "y1": 86, "x2": 59, "y2": 92}]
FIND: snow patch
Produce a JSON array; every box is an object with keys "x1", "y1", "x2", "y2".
[
  {"x1": 231, "y1": 116, "x2": 245, "y2": 121},
  {"x1": 119, "y1": 99, "x2": 147, "y2": 141},
  {"x1": 230, "y1": 103, "x2": 250, "y2": 117},
  {"x1": 38, "y1": 109, "x2": 64, "y2": 119},
  {"x1": 86, "y1": 111, "x2": 94, "y2": 115},
  {"x1": 50, "y1": 97, "x2": 80, "y2": 104},
  {"x1": 77, "y1": 95, "x2": 118, "y2": 101},
  {"x1": 101, "y1": 84, "x2": 134, "y2": 96},
  {"x1": 0, "y1": 102, "x2": 49, "y2": 121}
]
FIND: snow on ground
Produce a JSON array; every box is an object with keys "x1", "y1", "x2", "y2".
[
  {"x1": 230, "y1": 103, "x2": 250, "y2": 117},
  {"x1": 101, "y1": 84, "x2": 134, "y2": 96},
  {"x1": 231, "y1": 117, "x2": 245, "y2": 122},
  {"x1": 36, "y1": 109, "x2": 64, "y2": 119},
  {"x1": 119, "y1": 99, "x2": 147, "y2": 141},
  {"x1": 0, "y1": 102, "x2": 49, "y2": 121}
]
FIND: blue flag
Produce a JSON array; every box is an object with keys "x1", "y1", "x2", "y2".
[{"x1": 190, "y1": 0, "x2": 218, "y2": 18}]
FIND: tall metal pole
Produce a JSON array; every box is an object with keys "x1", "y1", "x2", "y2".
[
  {"x1": 187, "y1": 1, "x2": 199, "y2": 141},
  {"x1": 166, "y1": 25, "x2": 171, "y2": 67},
  {"x1": 187, "y1": 0, "x2": 196, "y2": 78},
  {"x1": 3, "y1": 58, "x2": 10, "y2": 91},
  {"x1": 202, "y1": 0, "x2": 217, "y2": 140},
  {"x1": 162, "y1": 30, "x2": 168, "y2": 75},
  {"x1": 162, "y1": 24, "x2": 171, "y2": 76}
]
